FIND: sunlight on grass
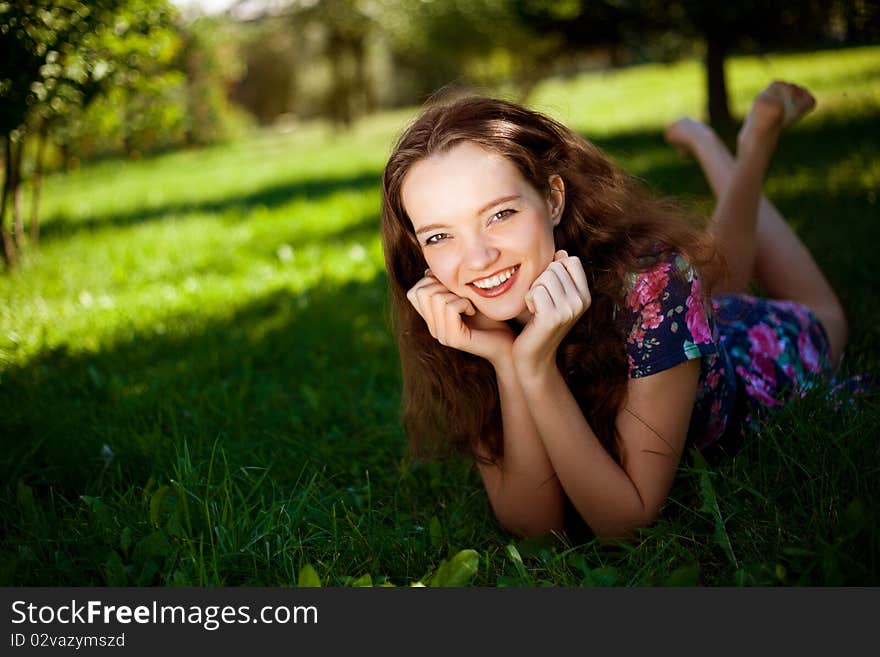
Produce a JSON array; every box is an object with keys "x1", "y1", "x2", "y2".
[{"x1": 530, "y1": 45, "x2": 880, "y2": 135}]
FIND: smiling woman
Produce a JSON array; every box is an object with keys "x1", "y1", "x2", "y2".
[
  {"x1": 402, "y1": 141, "x2": 562, "y2": 324},
  {"x1": 380, "y1": 84, "x2": 852, "y2": 539}
]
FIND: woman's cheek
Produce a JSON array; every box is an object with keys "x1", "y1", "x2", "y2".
[{"x1": 426, "y1": 255, "x2": 455, "y2": 290}]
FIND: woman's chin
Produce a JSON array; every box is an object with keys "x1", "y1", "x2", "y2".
[{"x1": 476, "y1": 300, "x2": 526, "y2": 323}]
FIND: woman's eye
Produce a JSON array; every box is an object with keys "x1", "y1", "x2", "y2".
[
  {"x1": 425, "y1": 233, "x2": 450, "y2": 245},
  {"x1": 490, "y1": 209, "x2": 515, "y2": 223}
]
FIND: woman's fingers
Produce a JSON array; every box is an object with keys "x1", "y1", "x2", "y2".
[
  {"x1": 407, "y1": 272, "x2": 483, "y2": 349},
  {"x1": 430, "y1": 291, "x2": 456, "y2": 344},
  {"x1": 430, "y1": 291, "x2": 474, "y2": 346},
  {"x1": 528, "y1": 283, "x2": 554, "y2": 316},
  {"x1": 557, "y1": 254, "x2": 590, "y2": 301},
  {"x1": 530, "y1": 267, "x2": 566, "y2": 311},
  {"x1": 548, "y1": 261, "x2": 587, "y2": 319},
  {"x1": 409, "y1": 277, "x2": 448, "y2": 331},
  {"x1": 527, "y1": 252, "x2": 590, "y2": 322},
  {"x1": 443, "y1": 297, "x2": 476, "y2": 346},
  {"x1": 406, "y1": 276, "x2": 435, "y2": 314},
  {"x1": 446, "y1": 296, "x2": 476, "y2": 317}
]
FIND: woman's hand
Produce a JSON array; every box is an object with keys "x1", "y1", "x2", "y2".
[
  {"x1": 407, "y1": 272, "x2": 515, "y2": 364},
  {"x1": 512, "y1": 250, "x2": 591, "y2": 379}
]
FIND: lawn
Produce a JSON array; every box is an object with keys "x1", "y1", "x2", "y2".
[{"x1": 1, "y1": 45, "x2": 878, "y2": 586}]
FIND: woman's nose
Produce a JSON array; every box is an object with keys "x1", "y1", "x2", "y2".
[{"x1": 462, "y1": 235, "x2": 500, "y2": 271}]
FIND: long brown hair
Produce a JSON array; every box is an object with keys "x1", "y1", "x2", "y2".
[{"x1": 381, "y1": 95, "x2": 715, "y2": 462}]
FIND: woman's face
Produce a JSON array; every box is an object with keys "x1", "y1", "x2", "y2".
[{"x1": 401, "y1": 141, "x2": 564, "y2": 323}]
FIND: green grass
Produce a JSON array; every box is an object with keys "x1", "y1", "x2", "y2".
[{"x1": 1, "y1": 46, "x2": 878, "y2": 586}]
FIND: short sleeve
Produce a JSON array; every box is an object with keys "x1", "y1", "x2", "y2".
[{"x1": 623, "y1": 253, "x2": 717, "y2": 378}]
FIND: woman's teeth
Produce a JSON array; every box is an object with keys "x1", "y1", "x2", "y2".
[{"x1": 472, "y1": 265, "x2": 519, "y2": 289}]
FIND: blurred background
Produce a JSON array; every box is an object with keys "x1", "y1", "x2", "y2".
[{"x1": 3, "y1": 1, "x2": 879, "y2": 258}]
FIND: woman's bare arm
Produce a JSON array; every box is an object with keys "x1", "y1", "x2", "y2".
[
  {"x1": 515, "y1": 357, "x2": 700, "y2": 538},
  {"x1": 474, "y1": 355, "x2": 565, "y2": 537}
]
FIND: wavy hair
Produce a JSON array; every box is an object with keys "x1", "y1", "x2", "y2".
[{"x1": 381, "y1": 95, "x2": 717, "y2": 462}]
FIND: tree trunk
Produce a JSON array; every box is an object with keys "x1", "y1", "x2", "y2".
[
  {"x1": 705, "y1": 31, "x2": 732, "y2": 132},
  {"x1": 1, "y1": 137, "x2": 18, "y2": 268},
  {"x1": 11, "y1": 136, "x2": 25, "y2": 249},
  {"x1": 30, "y1": 119, "x2": 49, "y2": 246}
]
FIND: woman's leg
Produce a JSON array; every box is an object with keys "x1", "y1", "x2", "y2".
[{"x1": 665, "y1": 82, "x2": 847, "y2": 367}]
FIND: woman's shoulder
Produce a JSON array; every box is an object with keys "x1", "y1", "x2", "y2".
[
  {"x1": 622, "y1": 249, "x2": 717, "y2": 378},
  {"x1": 623, "y1": 249, "x2": 697, "y2": 299}
]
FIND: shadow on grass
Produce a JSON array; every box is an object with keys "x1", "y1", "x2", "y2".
[
  {"x1": 0, "y1": 261, "x2": 520, "y2": 586},
  {"x1": 0, "y1": 271, "x2": 504, "y2": 586},
  {"x1": 39, "y1": 169, "x2": 383, "y2": 242},
  {"x1": 0, "y1": 271, "x2": 403, "y2": 494}
]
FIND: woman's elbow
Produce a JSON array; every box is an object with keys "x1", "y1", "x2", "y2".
[
  {"x1": 506, "y1": 518, "x2": 564, "y2": 539},
  {"x1": 494, "y1": 504, "x2": 564, "y2": 539},
  {"x1": 590, "y1": 508, "x2": 660, "y2": 540}
]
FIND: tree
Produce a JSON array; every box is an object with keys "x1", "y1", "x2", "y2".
[
  {"x1": 501, "y1": 0, "x2": 880, "y2": 130},
  {"x1": 0, "y1": 0, "x2": 179, "y2": 267},
  {"x1": 178, "y1": 16, "x2": 245, "y2": 145},
  {"x1": 618, "y1": 0, "x2": 880, "y2": 129},
  {"x1": 375, "y1": 0, "x2": 566, "y2": 104},
  {"x1": 227, "y1": 0, "x2": 378, "y2": 127}
]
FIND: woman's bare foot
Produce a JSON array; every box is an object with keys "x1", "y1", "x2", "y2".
[
  {"x1": 738, "y1": 81, "x2": 816, "y2": 152},
  {"x1": 663, "y1": 117, "x2": 718, "y2": 157}
]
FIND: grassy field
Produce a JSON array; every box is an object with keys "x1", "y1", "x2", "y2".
[{"x1": 1, "y1": 46, "x2": 878, "y2": 586}]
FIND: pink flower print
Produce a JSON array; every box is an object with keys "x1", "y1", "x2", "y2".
[
  {"x1": 640, "y1": 301, "x2": 664, "y2": 330},
  {"x1": 736, "y1": 365, "x2": 782, "y2": 408},
  {"x1": 797, "y1": 331, "x2": 822, "y2": 373},
  {"x1": 777, "y1": 301, "x2": 810, "y2": 330},
  {"x1": 704, "y1": 368, "x2": 721, "y2": 389},
  {"x1": 628, "y1": 324, "x2": 645, "y2": 345},
  {"x1": 631, "y1": 263, "x2": 670, "y2": 308},
  {"x1": 747, "y1": 323, "x2": 784, "y2": 361},
  {"x1": 753, "y1": 353, "x2": 777, "y2": 382},
  {"x1": 685, "y1": 277, "x2": 712, "y2": 344}
]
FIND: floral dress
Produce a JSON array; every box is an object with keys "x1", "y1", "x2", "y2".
[{"x1": 622, "y1": 252, "x2": 837, "y2": 457}]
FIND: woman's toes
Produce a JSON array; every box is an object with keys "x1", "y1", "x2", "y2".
[
  {"x1": 664, "y1": 117, "x2": 713, "y2": 155},
  {"x1": 755, "y1": 81, "x2": 816, "y2": 129}
]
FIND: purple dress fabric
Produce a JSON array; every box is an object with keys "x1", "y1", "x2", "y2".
[{"x1": 622, "y1": 252, "x2": 839, "y2": 456}]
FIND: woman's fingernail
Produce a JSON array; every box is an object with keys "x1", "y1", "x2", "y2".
[{"x1": 424, "y1": 268, "x2": 432, "y2": 277}]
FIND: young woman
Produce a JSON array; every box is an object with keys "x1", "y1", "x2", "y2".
[{"x1": 380, "y1": 81, "x2": 848, "y2": 539}]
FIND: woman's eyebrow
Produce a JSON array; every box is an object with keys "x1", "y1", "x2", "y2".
[
  {"x1": 415, "y1": 222, "x2": 449, "y2": 236},
  {"x1": 477, "y1": 194, "x2": 520, "y2": 215}
]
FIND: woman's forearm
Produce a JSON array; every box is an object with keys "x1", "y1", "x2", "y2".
[
  {"x1": 516, "y1": 364, "x2": 649, "y2": 538},
  {"x1": 479, "y1": 355, "x2": 565, "y2": 536}
]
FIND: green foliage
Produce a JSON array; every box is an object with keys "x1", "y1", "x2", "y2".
[
  {"x1": 0, "y1": 46, "x2": 878, "y2": 586},
  {"x1": 375, "y1": 0, "x2": 563, "y2": 101},
  {"x1": 426, "y1": 549, "x2": 480, "y2": 587},
  {"x1": 297, "y1": 564, "x2": 322, "y2": 587},
  {"x1": 53, "y1": 0, "x2": 186, "y2": 159},
  {"x1": 1, "y1": 0, "x2": 181, "y2": 138},
  {"x1": 178, "y1": 16, "x2": 249, "y2": 146}
]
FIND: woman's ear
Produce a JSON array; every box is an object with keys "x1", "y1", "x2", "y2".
[{"x1": 548, "y1": 174, "x2": 565, "y2": 226}]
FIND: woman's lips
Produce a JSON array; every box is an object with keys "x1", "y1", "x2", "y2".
[{"x1": 468, "y1": 265, "x2": 520, "y2": 298}]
